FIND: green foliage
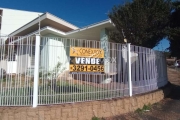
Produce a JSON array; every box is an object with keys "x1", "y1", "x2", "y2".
[
  {"x1": 143, "y1": 103, "x2": 152, "y2": 110},
  {"x1": 92, "y1": 116, "x2": 100, "y2": 120},
  {"x1": 1, "y1": 78, "x2": 6, "y2": 82},
  {"x1": 108, "y1": 0, "x2": 171, "y2": 48},
  {"x1": 135, "y1": 108, "x2": 144, "y2": 114},
  {"x1": 135, "y1": 103, "x2": 152, "y2": 114}
]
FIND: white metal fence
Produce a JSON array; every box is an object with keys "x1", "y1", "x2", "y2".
[
  {"x1": 130, "y1": 45, "x2": 168, "y2": 95},
  {"x1": 0, "y1": 36, "x2": 35, "y2": 106},
  {"x1": 0, "y1": 36, "x2": 168, "y2": 107}
]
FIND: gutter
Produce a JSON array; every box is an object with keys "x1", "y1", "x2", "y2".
[
  {"x1": 66, "y1": 19, "x2": 111, "y2": 35},
  {"x1": 9, "y1": 19, "x2": 113, "y2": 43},
  {"x1": 8, "y1": 12, "x2": 80, "y2": 37}
]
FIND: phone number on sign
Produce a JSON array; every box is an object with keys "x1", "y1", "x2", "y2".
[{"x1": 70, "y1": 65, "x2": 104, "y2": 72}]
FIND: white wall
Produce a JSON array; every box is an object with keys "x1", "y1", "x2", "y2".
[
  {"x1": 0, "y1": 57, "x2": 17, "y2": 74},
  {"x1": 0, "y1": 60, "x2": 7, "y2": 77},
  {"x1": 41, "y1": 34, "x2": 69, "y2": 73},
  {"x1": 48, "y1": 39, "x2": 69, "y2": 71},
  {"x1": 40, "y1": 37, "x2": 49, "y2": 71},
  {"x1": 7, "y1": 61, "x2": 17, "y2": 74},
  {"x1": 0, "y1": 8, "x2": 43, "y2": 36},
  {"x1": 16, "y1": 45, "x2": 31, "y2": 74}
]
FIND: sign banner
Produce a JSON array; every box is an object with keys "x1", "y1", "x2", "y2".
[
  {"x1": 69, "y1": 47, "x2": 104, "y2": 73},
  {"x1": 70, "y1": 47, "x2": 104, "y2": 58}
]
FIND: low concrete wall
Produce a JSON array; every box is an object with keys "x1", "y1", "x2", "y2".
[{"x1": 0, "y1": 84, "x2": 171, "y2": 120}]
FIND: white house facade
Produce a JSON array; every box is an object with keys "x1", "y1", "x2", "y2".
[
  {"x1": 3, "y1": 11, "x2": 115, "y2": 75},
  {"x1": 0, "y1": 8, "x2": 138, "y2": 80}
]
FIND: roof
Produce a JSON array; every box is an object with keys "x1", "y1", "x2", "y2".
[
  {"x1": 8, "y1": 12, "x2": 79, "y2": 36},
  {"x1": 10, "y1": 19, "x2": 116, "y2": 42},
  {"x1": 7, "y1": 11, "x2": 116, "y2": 42}
]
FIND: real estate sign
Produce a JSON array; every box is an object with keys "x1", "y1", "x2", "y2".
[{"x1": 69, "y1": 47, "x2": 104, "y2": 73}]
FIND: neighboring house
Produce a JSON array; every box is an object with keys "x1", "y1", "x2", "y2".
[
  {"x1": 0, "y1": 7, "x2": 43, "y2": 37},
  {"x1": 0, "y1": 8, "x2": 42, "y2": 74},
  {"x1": 0, "y1": 7, "x2": 42, "y2": 75}
]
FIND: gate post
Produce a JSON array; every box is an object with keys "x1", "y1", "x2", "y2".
[
  {"x1": 33, "y1": 34, "x2": 40, "y2": 107},
  {"x1": 127, "y1": 43, "x2": 132, "y2": 97}
]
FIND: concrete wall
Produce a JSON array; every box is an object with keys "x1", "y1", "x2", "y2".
[
  {"x1": 0, "y1": 7, "x2": 42, "y2": 36},
  {"x1": 0, "y1": 60, "x2": 7, "y2": 77},
  {"x1": 0, "y1": 58, "x2": 17, "y2": 74},
  {"x1": 16, "y1": 45, "x2": 31, "y2": 74},
  {"x1": 40, "y1": 35, "x2": 69, "y2": 73},
  {"x1": 6, "y1": 61, "x2": 17, "y2": 74},
  {"x1": 48, "y1": 38, "x2": 69, "y2": 71},
  {"x1": 40, "y1": 37, "x2": 49, "y2": 71},
  {"x1": 0, "y1": 60, "x2": 7, "y2": 72},
  {"x1": 0, "y1": 84, "x2": 171, "y2": 120}
]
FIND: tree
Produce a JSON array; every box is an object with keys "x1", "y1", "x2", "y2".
[
  {"x1": 108, "y1": 0, "x2": 171, "y2": 48},
  {"x1": 168, "y1": 1, "x2": 180, "y2": 58}
]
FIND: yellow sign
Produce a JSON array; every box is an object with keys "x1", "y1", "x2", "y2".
[
  {"x1": 70, "y1": 65, "x2": 104, "y2": 72},
  {"x1": 70, "y1": 47, "x2": 104, "y2": 73},
  {"x1": 70, "y1": 47, "x2": 104, "y2": 58}
]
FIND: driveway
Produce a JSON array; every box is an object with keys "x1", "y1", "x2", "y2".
[{"x1": 106, "y1": 68, "x2": 180, "y2": 120}]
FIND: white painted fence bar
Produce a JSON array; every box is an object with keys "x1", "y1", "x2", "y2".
[
  {"x1": 0, "y1": 36, "x2": 168, "y2": 107},
  {"x1": 33, "y1": 35, "x2": 40, "y2": 108},
  {"x1": 127, "y1": 43, "x2": 132, "y2": 97}
]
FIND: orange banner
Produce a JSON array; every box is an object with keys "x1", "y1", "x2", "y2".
[{"x1": 70, "y1": 47, "x2": 104, "y2": 58}]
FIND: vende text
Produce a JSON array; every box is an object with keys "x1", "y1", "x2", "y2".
[{"x1": 75, "y1": 57, "x2": 100, "y2": 64}]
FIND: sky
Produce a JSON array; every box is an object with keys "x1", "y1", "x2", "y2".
[
  {"x1": 0, "y1": 0, "x2": 125, "y2": 27},
  {"x1": 0, "y1": 0, "x2": 169, "y2": 51},
  {"x1": 153, "y1": 39, "x2": 170, "y2": 51}
]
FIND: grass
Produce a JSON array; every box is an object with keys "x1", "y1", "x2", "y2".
[
  {"x1": 37, "y1": 81, "x2": 120, "y2": 104},
  {"x1": 135, "y1": 103, "x2": 152, "y2": 114},
  {"x1": 0, "y1": 78, "x2": 121, "y2": 105},
  {"x1": 91, "y1": 117, "x2": 105, "y2": 120},
  {"x1": 0, "y1": 87, "x2": 33, "y2": 106}
]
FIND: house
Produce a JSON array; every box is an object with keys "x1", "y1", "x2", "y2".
[{"x1": 0, "y1": 8, "x2": 118, "y2": 77}]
